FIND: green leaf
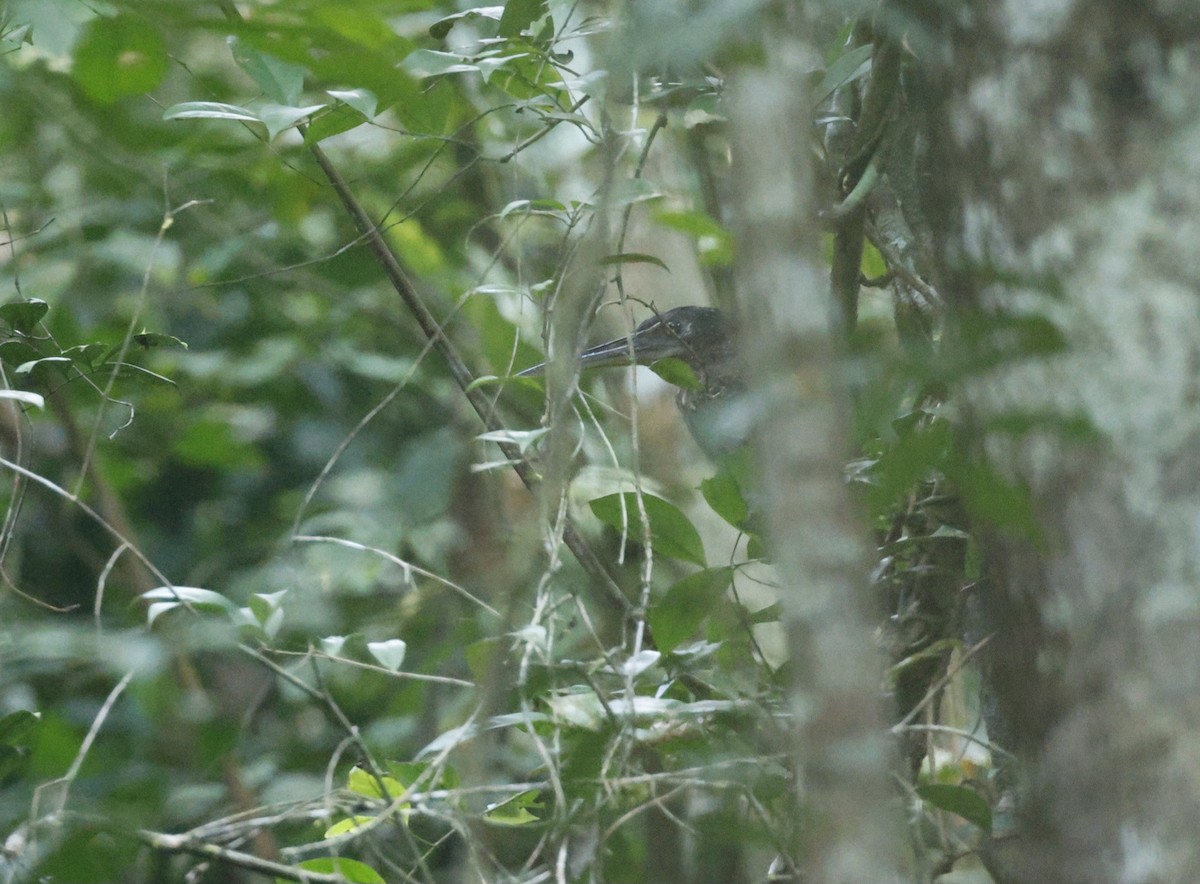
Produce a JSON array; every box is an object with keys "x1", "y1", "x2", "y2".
[
  {"x1": 700, "y1": 468, "x2": 750, "y2": 530},
  {"x1": 429, "y1": 7, "x2": 505, "y2": 40},
  {"x1": 323, "y1": 815, "x2": 375, "y2": 838},
  {"x1": 0, "y1": 745, "x2": 27, "y2": 782},
  {"x1": 162, "y1": 101, "x2": 259, "y2": 124},
  {"x1": 320, "y1": 635, "x2": 348, "y2": 657},
  {"x1": 0, "y1": 341, "x2": 43, "y2": 366},
  {"x1": 72, "y1": 15, "x2": 167, "y2": 104},
  {"x1": 288, "y1": 858, "x2": 385, "y2": 884},
  {"x1": 598, "y1": 252, "x2": 670, "y2": 271},
  {"x1": 248, "y1": 590, "x2": 287, "y2": 626},
  {"x1": 303, "y1": 103, "x2": 369, "y2": 144},
  {"x1": 258, "y1": 103, "x2": 327, "y2": 140},
  {"x1": 229, "y1": 37, "x2": 305, "y2": 106},
  {"x1": 63, "y1": 342, "x2": 108, "y2": 367},
  {"x1": 917, "y1": 783, "x2": 992, "y2": 833},
  {"x1": 861, "y1": 240, "x2": 888, "y2": 279},
  {"x1": 953, "y1": 461, "x2": 1041, "y2": 540},
  {"x1": 483, "y1": 789, "x2": 542, "y2": 826},
  {"x1": 813, "y1": 44, "x2": 873, "y2": 106},
  {"x1": 173, "y1": 419, "x2": 264, "y2": 470},
  {"x1": 0, "y1": 298, "x2": 48, "y2": 332},
  {"x1": 15, "y1": 357, "x2": 72, "y2": 379},
  {"x1": 402, "y1": 49, "x2": 480, "y2": 79},
  {"x1": 648, "y1": 357, "x2": 701, "y2": 391},
  {"x1": 347, "y1": 766, "x2": 407, "y2": 801},
  {"x1": 499, "y1": 0, "x2": 548, "y2": 37},
  {"x1": 327, "y1": 88, "x2": 379, "y2": 119},
  {"x1": 748, "y1": 602, "x2": 781, "y2": 624},
  {"x1": 653, "y1": 210, "x2": 733, "y2": 267},
  {"x1": 366, "y1": 639, "x2": 407, "y2": 672},
  {"x1": 0, "y1": 710, "x2": 40, "y2": 747},
  {"x1": 589, "y1": 493, "x2": 706, "y2": 566},
  {"x1": 650, "y1": 567, "x2": 733, "y2": 653},
  {"x1": 385, "y1": 761, "x2": 429, "y2": 788},
  {"x1": 0, "y1": 390, "x2": 44, "y2": 410},
  {"x1": 141, "y1": 586, "x2": 237, "y2": 625}
]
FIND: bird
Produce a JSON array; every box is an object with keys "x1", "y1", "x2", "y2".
[{"x1": 518, "y1": 306, "x2": 744, "y2": 459}]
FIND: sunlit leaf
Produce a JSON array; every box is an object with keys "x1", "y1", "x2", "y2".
[
  {"x1": 15, "y1": 357, "x2": 72, "y2": 379},
  {"x1": 367, "y1": 639, "x2": 407, "y2": 672},
  {"x1": 323, "y1": 815, "x2": 375, "y2": 838},
  {"x1": 291, "y1": 857, "x2": 385, "y2": 884},
  {"x1": 141, "y1": 586, "x2": 236, "y2": 624},
  {"x1": 258, "y1": 103, "x2": 327, "y2": 140},
  {"x1": 320, "y1": 635, "x2": 348, "y2": 657},
  {"x1": 348, "y1": 766, "x2": 407, "y2": 802},
  {"x1": 648, "y1": 356, "x2": 701, "y2": 390},
  {"x1": 327, "y1": 88, "x2": 378, "y2": 119},
  {"x1": 0, "y1": 390, "x2": 44, "y2": 409},
  {"x1": 429, "y1": 6, "x2": 505, "y2": 40},
  {"x1": 484, "y1": 789, "x2": 542, "y2": 826}
]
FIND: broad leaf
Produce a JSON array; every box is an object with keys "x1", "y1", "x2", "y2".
[
  {"x1": 229, "y1": 37, "x2": 305, "y2": 106},
  {"x1": 589, "y1": 493, "x2": 706, "y2": 566},
  {"x1": 289, "y1": 858, "x2": 385, "y2": 884},
  {"x1": 367, "y1": 639, "x2": 407, "y2": 672},
  {"x1": 917, "y1": 783, "x2": 992, "y2": 833},
  {"x1": 0, "y1": 299, "x2": 48, "y2": 333},
  {"x1": 499, "y1": 0, "x2": 548, "y2": 37},
  {"x1": 73, "y1": 15, "x2": 167, "y2": 103},
  {"x1": 484, "y1": 789, "x2": 542, "y2": 826},
  {"x1": 650, "y1": 567, "x2": 733, "y2": 653}
]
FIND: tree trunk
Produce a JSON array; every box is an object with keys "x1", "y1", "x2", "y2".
[
  {"x1": 915, "y1": 3, "x2": 1200, "y2": 878},
  {"x1": 729, "y1": 9, "x2": 905, "y2": 880}
]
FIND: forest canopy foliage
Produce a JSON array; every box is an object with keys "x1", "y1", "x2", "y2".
[{"x1": 6, "y1": 0, "x2": 1184, "y2": 881}]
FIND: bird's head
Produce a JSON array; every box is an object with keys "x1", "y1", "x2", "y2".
[{"x1": 519, "y1": 306, "x2": 738, "y2": 391}]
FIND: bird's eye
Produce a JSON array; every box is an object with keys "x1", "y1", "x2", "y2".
[{"x1": 667, "y1": 321, "x2": 681, "y2": 333}]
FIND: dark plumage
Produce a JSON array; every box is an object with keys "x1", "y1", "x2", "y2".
[{"x1": 519, "y1": 306, "x2": 743, "y2": 457}]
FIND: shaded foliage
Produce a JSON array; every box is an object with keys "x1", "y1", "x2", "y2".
[{"x1": 0, "y1": 1, "x2": 1080, "y2": 881}]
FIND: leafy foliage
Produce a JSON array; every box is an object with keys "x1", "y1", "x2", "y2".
[{"x1": 0, "y1": 1, "x2": 1072, "y2": 881}]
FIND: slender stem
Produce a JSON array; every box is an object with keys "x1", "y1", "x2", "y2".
[{"x1": 305, "y1": 138, "x2": 634, "y2": 622}]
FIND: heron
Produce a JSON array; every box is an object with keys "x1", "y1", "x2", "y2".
[{"x1": 518, "y1": 306, "x2": 744, "y2": 458}]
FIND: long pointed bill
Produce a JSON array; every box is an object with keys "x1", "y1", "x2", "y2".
[{"x1": 517, "y1": 325, "x2": 685, "y2": 377}]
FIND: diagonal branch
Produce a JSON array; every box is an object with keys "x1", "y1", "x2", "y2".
[{"x1": 304, "y1": 138, "x2": 634, "y2": 624}]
